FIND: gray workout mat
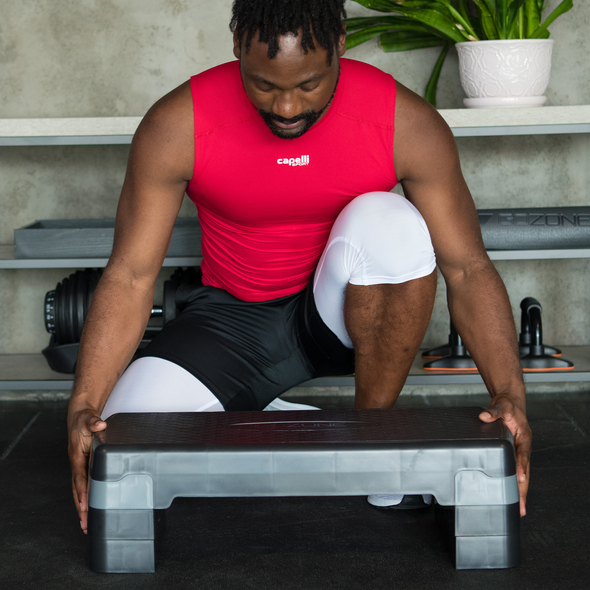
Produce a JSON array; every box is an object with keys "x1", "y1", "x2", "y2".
[{"x1": 88, "y1": 407, "x2": 520, "y2": 572}]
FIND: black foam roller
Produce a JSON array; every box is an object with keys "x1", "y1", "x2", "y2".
[{"x1": 478, "y1": 207, "x2": 590, "y2": 250}]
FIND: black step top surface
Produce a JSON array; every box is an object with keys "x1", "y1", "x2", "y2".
[{"x1": 97, "y1": 407, "x2": 509, "y2": 447}]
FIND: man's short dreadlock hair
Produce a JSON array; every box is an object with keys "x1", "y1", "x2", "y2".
[{"x1": 230, "y1": 0, "x2": 347, "y2": 65}]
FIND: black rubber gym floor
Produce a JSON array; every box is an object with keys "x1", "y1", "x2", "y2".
[{"x1": 1, "y1": 391, "x2": 589, "y2": 590}]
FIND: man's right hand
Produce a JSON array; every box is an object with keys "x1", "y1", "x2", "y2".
[{"x1": 67, "y1": 408, "x2": 107, "y2": 534}]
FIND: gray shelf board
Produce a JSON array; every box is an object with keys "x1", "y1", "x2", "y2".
[
  {"x1": 3, "y1": 125, "x2": 589, "y2": 146},
  {"x1": 304, "y1": 345, "x2": 590, "y2": 386},
  {"x1": 1, "y1": 380, "x2": 74, "y2": 390},
  {"x1": 2, "y1": 346, "x2": 588, "y2": 390},
  {"x1": 0, "y1": 354, "x2": 74, "y2": 389},
  {"x1": 0, "y1": 135, "x2": 134, "y2": 147},
  {"x1": 2, "y1": 243, "x2": 589, "y2": 269},
  {"x1": 0, "y1": 245, "x2": 202, "y2": 269},
  {"x1": 487, "y1": 248, "x2": 590, "y2": 260},
  {"x1": 3, "y1": 107, "x2": 590, "y2": 146},
  {"x1": 452, "y1": 123, "x2": 590, "y2": 137}
]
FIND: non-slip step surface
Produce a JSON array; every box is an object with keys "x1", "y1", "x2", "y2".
[{"x1": 97, "y1": 406, "x2": 509, "y2": 446}]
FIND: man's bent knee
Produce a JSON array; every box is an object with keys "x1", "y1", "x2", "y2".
[
  {"x1": 326, "y1": 191, "x2": 436, "y2": 285},
  {"x1": 313, "y1": 191, "x2": 436, "y2": 348}
]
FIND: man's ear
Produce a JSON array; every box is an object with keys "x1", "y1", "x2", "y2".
[
  {"x1": 233, "y1": 30, "x2": 242, "y2": 59},
  {"x1": 338, "y1": 26, "x2": 347, "y2": 58}
]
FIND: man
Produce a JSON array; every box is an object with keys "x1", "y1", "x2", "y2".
[{"x1": 68, "y1": 0, "x2": 531, "y2": 534}]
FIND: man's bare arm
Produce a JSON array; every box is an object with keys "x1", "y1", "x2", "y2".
[
  {"x1": 67, "y1": 82, "x2": 194, "y2": 532},
  {"x1": 394, "y1": 84, "x2": 532, "y2": 516}
]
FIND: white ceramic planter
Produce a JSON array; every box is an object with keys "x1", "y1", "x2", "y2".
[{"x1": 455, "y1": 39, "x2": 554, "y2": 108}]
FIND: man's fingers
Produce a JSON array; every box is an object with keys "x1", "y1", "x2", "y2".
[
  {"x1": 89, "y1": 418, "x2": 107, "y2": 431},
  {"x1": 479, "y1": 409, "x2": 493, "y2": 421},
  {"x1": 71, "y1": 478, "x2": 81, "y2": 516},
  {"x1": 84, "y1": 414, "x2": 107, "y2": 434},
  {"x1": 71, "y1": 470, "x2": 89, "y2": 532},
  {"x1": 72, "y1": 455, "x2": 90, "y2": 532},
  {"x1": 71, "y1": 453, "x2": 89, "y2": 508},
  {"x1": 479, "y1": 398, "x2": 511, "y2": 422},
  {"x1": 516, "y1": 461, "x2": 530, "y2": 517}
]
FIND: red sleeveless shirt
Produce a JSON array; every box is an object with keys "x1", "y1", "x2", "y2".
[{"x1": 186, "y1": 58, "x2": 397, "y2": 301}]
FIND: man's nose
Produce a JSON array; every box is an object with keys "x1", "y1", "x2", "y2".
[{"x1": 272, "y1": 91, "x2": 303, "y2": 120}]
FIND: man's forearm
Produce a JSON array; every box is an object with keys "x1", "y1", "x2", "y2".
[
  {"x1": 445, "y1": 260, "x2": 526, "y2": 405},
  {"x1": 68, "y1": 267, "x2": 156, "y2": 417}
]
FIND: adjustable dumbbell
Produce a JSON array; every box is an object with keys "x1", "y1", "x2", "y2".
[
  {"x1": 44, "y1": 267, "x2": 202, "y2": 345},
  {"x1": 44, "y1": 269, "x2": 102, "y2": 345}
]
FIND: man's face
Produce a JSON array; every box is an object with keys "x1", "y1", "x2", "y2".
[{"x1": 234, "y1": 29, "x2": 346, "y2": 140}]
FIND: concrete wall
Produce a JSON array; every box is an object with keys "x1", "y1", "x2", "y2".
[{"x1": 1, "y1": 0, "x2": 589, "y2": 356}]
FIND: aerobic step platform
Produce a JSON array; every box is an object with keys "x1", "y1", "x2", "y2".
[{"x1": 88, "y1": 407, "x2": 520, "y2": 573}]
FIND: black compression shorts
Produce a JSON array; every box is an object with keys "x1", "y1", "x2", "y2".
[{"x1": 139, "y1": 279, "x2": 355, "y2": 411}]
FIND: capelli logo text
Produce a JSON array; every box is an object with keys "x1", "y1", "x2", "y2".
[{"x1": 277, "y1": 156, "x2": 310, "y2": 166}]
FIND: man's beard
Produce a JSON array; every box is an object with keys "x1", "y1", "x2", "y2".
[{"x1": 258, "y1": 72, "x2": 340, "y2": 140}]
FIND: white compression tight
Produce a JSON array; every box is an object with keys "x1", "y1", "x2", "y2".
[{"x1": 101, "y1": 191, "x2": 436, "y2": 420}]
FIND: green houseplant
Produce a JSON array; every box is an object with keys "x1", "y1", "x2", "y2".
[{"x1": 346, "y1": 1, "x2": 574, "y2": 107}]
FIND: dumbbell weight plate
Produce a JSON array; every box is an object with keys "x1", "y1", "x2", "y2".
[
  {"x1": 44, "y1": 290, "x2": 56, "y2": 334},
  {"x1": 54, "y1": 276, "x2": 69, "y2": 345},
  {"x1": 75, "y1": 270, "x2": 86, "y2": 343}
]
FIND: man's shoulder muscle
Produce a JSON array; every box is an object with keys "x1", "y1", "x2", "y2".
[
  {"x1": 393, "y1": 82, "x2": 458, "y2": 183},
  {"x1": 132, "y1": 81, "x2": 194, "y2": 183}
]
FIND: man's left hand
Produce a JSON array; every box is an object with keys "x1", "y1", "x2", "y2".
[{"x1": 479, "y1": 396, "x2": 532, "y2": 517}]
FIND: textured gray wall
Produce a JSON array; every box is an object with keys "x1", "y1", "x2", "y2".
[{"x1": 1, "y1": 0, "x2": 589, "y2": 355}]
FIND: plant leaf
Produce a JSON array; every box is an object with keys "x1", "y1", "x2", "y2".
[
  {"x1": 525, "y1": 0, "x2": 541, "y2": 36},
  {"x1": 379, "y1": 30, "x2": 447, "y2": 52},
  {"x1": 529, "y1": 0, "x2": 574, "y2": 38},
  {"x1": 472, "y1": 0, "x2": 501, "y2": 39},
  {"x1": 346, "y1": 26, "x2": 399, "y2": 49},
  {"x1": 349, "y1": 0, "x2": 432, "y2": 11},
  {"x1": 425, "y1": 43, "x2": 451, "y2": 107},
  {"x1": 506, "y1": 0, "x2": 527, "y2": 37},
  {"x1": 481, "y1": 0, "x2": 498, "y2": 17},
  {"x1": 496, "y1": 0, "x2": 509, "y2": 38},
  {"x1": 381, "y1": 5, "x2": 469, "y2": 42},
  {"x1": 434, "y1": 0, "x2": 480, "y2": 39},
  {"x1": 345, "y1": 15, "x2": 426, "y2": 32},
  {"x1": 346, "y1": 23, "x2": 434, "y2": 49},
  {"x1": 458, "y1": 0, "x2": 472, "y2": 23}
]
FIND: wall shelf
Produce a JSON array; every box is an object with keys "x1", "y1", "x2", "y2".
[
  {"x1": 307, "y1": 345, "x2": 590, "y2": 387},
  {"x1": 440, "y1": 105, "x2": 590, "y2": 137},
  {"x1": 0, "y1": 117, "x2": 141, "y2": 146},
  {"x1": 2, "y1": 106, "x2": 590, "y2": 146},
  {"x1": 2, "y1": 243, "x2": 589, "y2": 270},
  {"x1": 2, "y1": 346, "x2": 589, "y2": 390},
  {"x1": 0, "y1": 244, "x2": 202, "y2": 269}
]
